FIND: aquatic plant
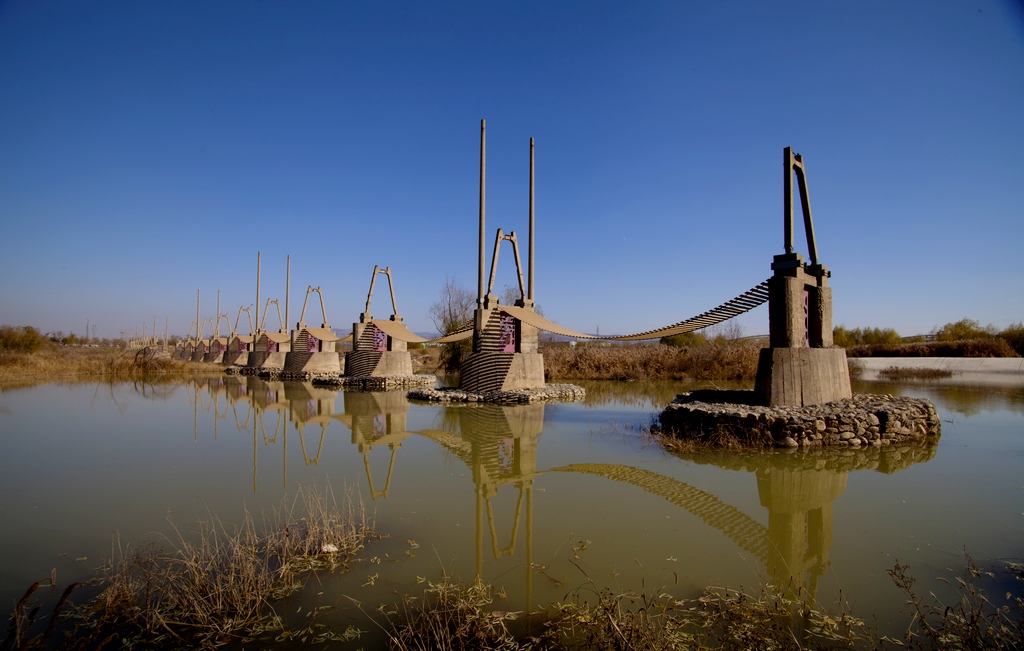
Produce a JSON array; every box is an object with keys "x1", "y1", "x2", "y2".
[
  {"x1": 878, "y1": 367, "x2": 956, "y2": 381},
  {"x1": 887, "y1": 554, "x2": 1024, "y2": 651}
]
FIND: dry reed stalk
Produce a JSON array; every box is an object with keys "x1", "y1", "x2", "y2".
[
  {"x1": 541, "y1": 342, "x2": 762, "y2": 382},
  {"x1": 0, "y1": 346, "x2": 217, "y2": 388},
  {"x1": 380, "y1": 578, "x2": 522, "y2": 651},
  {"x1": 878, "y1": 367, "x2": 956, "y2": 381}
]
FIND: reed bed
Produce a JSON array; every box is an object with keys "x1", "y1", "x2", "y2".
[
  {"x1": 3, "y1": 484, "x2": 377, "y2": 650},
  {"x1": 541, "y1": 342, "x2": 763, "y2": 382},
  {"x1": 878, "y1": 367, "x2": 956, "y2": 381},
  {"x1": 0, "y1": 346, "x2": 217, "y2": 389}
]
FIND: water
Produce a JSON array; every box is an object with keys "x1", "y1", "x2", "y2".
[{"x1": 0, "y1": 376, "x2": 1021, "y2": 643}]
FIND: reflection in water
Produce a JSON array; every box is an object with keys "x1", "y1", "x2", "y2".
[
  {"x1": 552, "y1": 443, "x2": 936, "y2": 635},
  {"x1": 573, "y1": 379, "x2": 751, "y2": 409},
  {"x1": 181, "y1": 377, "x2": 940, "y2": 628},
  {"x1": 345, "y1": 391, "x2": 411, "y2": 499},
  {"x1": 853, "y1": 379, "x2": 1024, "y2": 416},
  {"x1": 418, "y1": 403, "x2": 543, "y2": 609}
]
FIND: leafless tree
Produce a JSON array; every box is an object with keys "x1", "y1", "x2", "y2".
[
  {"x1": 428, "y1": 276, "x2": 475, "y2": 335},
  {"x1": 427, "y1": 276, "x2": 475, "y2": 373}
]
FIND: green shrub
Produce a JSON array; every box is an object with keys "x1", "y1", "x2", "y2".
[
  {"x1": 833, "y1": 325, "x2": 901, "y2": 347},
  {"x1": 933, "y1": 318, "x2": 998, "y2": 342},
  {"x1": 660, "y1": 331, "x2": 709, "y2": 347},
  {"x1": 0, "y1": 325, "x2": 49, "y2": 353}
]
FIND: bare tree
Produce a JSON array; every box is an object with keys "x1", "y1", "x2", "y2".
[
  {"x1": 428, "y1": 276, "x2": 475, "y2": 335},
  {"x1": 428, "y1": 276, "x2": 475, "y2": 373},
  {"x1": 498, "y1": 284, "x2": 543, "y2": 317}
]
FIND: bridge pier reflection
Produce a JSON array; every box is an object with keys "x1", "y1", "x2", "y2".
[
  {"x1": 345, "y1": 391, "x2": 411, "y2": 499},
  {"x1": 419, "y1": 403, "x2": 544, "y2": 610},
  {"x1": 757, "y1": 463, "x2": 846, "y2": 634}
]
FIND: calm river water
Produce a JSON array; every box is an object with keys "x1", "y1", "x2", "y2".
[{"x1": 1, "y1": 376, "x2": 1021, "y2": 644}]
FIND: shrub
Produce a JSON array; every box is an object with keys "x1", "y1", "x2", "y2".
[
  {"x1": 848, "y1": 338, "x2": 1018, "y2": 358},
  {"x1": 933, "y1": 318, "x2": 998, "y2": 342},
  {"x1": 1000, "y1": 322, "x2": 1024, "y2": 356},
  {"x1": 833, "y1": 325, "x2": 902, "y2": 348},
  {"x1": 0, "y1": 325, "x2": 49, "y2": 353},
  {"x1": 660, "y1": 331, "x2": 709, "y2": 347}
]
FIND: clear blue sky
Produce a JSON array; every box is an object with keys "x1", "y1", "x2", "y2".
[{"x1": 1, "y1": 1, "x2": 1022, "y2": 339}]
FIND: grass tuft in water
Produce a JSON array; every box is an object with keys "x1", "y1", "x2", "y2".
[
  {"x1": 2, "y1": 483, "x2": 377, "y2": 650},
  {"x1": 878, "y1": 366, "x2": 956, "y2": 381}
]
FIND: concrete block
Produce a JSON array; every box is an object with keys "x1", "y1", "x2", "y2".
[{"x1": 755, "y1": 347, "x2": 851, "y2": 407}]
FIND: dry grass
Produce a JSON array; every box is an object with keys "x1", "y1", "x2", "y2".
[
  {"x1": 541, "y1": 342, "x2": 763, "y2": 382},
  {"x1": 886, "y1": 555, "x2": 1024, "y2": 650},
  {"x1": 9, "y1": 541, "x2": 1021, "y2": 650},
  {"x1": 380, "y1": 577, "x2": 522, "y2": 651},
  {"x1": 878, "y1": 367, "x2": 956, "y2": 381},
  {"x1": 369, "y1": 554, "x2": 1024, "y2": 651},
  {"x1": 0, "y1": 346, "x2": 218, "y2": 389},
  {"x1": 379, "y1": 577, "x2": 871, "y2": 650},
  {"x1": 3, "y1": 484, "x2": 377, "y2": 650}
]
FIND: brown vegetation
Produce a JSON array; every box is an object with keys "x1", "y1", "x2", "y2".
[
  {"x1": 0, "y1": 345, "x2": 218, "y2": 389},
  {"x1": 878, "y1": 367, "x2": 956, "y2": 381},
  {"x1": 379, "y1": 553, "x2": 1022, "y2": 650},
  {"x1": 541, "y1": 341, "x2": 763, "y2": 381},
  {"x1": 847, "y1": 338, "x2": 1018, "y2": 359}
]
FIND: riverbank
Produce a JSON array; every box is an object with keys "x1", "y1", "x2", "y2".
[{"x1": 0, "y1": 346, "x2": 219, "y2": 389}]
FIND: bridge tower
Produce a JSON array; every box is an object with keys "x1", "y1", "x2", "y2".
[
  {"x1": 460, "y1": 120, "x2": 546, "y2": 393},
  {"x1": 754, "y1": 147, "x2": 852, "y2": 406}
]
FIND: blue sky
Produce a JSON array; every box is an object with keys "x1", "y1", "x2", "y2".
[{"x1": 1, "y1": 1, "x2": 1021, "y2": 339}]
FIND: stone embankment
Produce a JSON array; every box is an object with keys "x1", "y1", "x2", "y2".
[
  {"x1": 280, "y1": 370, "x2": 344, "y2": 382},
  {"x1": 317, "y1": 375, "x2": 437, "y2": 390},
  {"x1": 659, "y1": 390, "x2": 940, "y2": 448},
  {"x1": 409, "y1": 383, "x2": 586, "y2": 405}
]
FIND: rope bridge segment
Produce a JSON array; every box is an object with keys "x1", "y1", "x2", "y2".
[
  {"x1": 375, "y1": 279, "x2": 769, "y2": 344},
  {"x1": 548, "y1": 463, "x2": 768, "y2": 562},
  {"x1": 499, "y1": 280, "x2": 770, "y2": 341}
]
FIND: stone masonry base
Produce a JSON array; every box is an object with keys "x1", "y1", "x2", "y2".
[
  {"x1": 410, "y1": 383, "x2": 585, "y2": 405},
  {"x1": 659, "y1": 390, "x2": 940, "y2": 448}
]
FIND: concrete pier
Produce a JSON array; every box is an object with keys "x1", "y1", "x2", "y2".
[{"x1": 753, "y1": 147, "x2": 851, "y2": 407}]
